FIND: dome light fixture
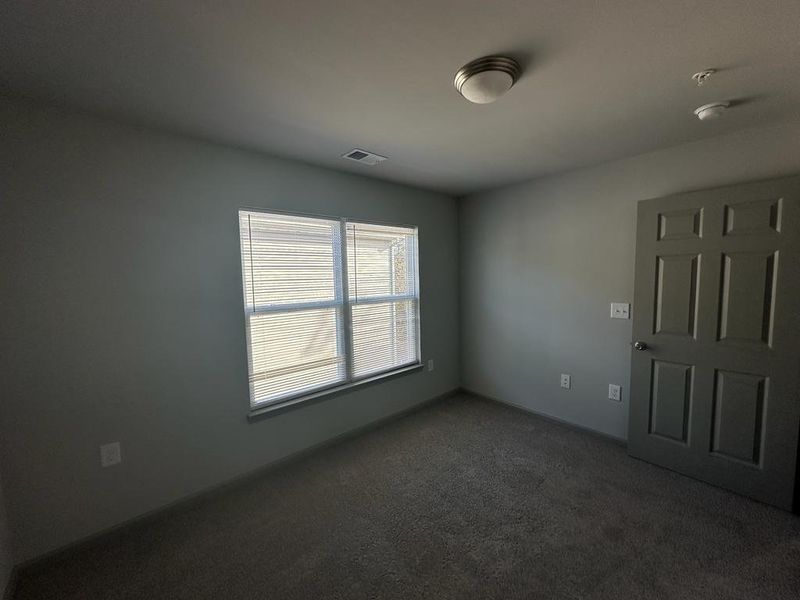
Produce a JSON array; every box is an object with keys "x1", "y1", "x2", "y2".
[{"x1": 454, "y1": 56, "x2": 521, "y2": 104}]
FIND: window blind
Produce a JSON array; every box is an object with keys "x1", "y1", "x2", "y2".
[
  {"x1": 239, "y1": 210, "x2": 420, "y2": 408},
  {"x1": 347, "y1": 222, "x2": 419, "y2": 379},
  {"x1": 239, "y1": 211, "x2": 346, "y2": 405}
]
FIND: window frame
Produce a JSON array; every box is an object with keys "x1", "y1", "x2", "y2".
[{"x1": 238, "y1": 208, "x2": 423, "y2": 419}]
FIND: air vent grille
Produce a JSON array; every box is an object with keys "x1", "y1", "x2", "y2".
[
  {"x1": 346, "y1": 150, "x2": 369, "y2": 161},
  {"x1": 342, "y1": 148, "x2": 387, "y2": 166}
]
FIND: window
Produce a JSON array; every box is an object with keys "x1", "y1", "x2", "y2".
[{"x1": 239, "y1": 210, "x2": 420, "y2": 409}]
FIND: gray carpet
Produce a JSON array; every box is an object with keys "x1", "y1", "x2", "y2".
[{"x1": 15, "y1": 394, "x2": 800, "y2": 599}]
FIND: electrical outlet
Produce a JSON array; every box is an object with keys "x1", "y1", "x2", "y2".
[
  {"x1": 560, "y1": 374, "x2": 571, "y2": 389},
  {"x1": 100, "y1": 442, "x2": 122, "y2": 467},
  {"x1": 610, "y1": 303, "x2": 630, "y2": 319},
  {"x1": 427, "y1": 359, "x2": 434, "y2": 372},
  {"x1": 608, "y1": 384, "x2": 621, "y2": 402}
]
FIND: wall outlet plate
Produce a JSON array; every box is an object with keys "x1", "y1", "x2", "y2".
[
  {"x1": 100, "y1": 442, "x2": 122, "y2": 467},
  {"x1": 610, "y1": 303, "x2": 630, "y2": 319},
  {"x1": 427, "y1": 359, "x2": 434, "y2": 372},
  {"x1": 608, "y1": 384, "x2": 622, "y2": 402},
  {"x1": 560, "y1": 374, "x2": 571, "y2": 389}
]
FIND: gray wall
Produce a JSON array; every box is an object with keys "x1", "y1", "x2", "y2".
[
  {"x1": 0, "y1": 98, "x2": 459, "y2": 562},
  {"x1": 460, "y1": 120, "x2": 800, "y2": 441},
  {"x1": 0, "y1": 474, "x2": 12, "y2": 594}
]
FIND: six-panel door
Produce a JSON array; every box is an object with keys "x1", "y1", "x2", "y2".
[{"x1": 628, "y1": 176, "x2": 800, "y2": 510}]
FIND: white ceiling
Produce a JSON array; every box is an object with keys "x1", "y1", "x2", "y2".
[{"x1": 2, "y1": 1, "x2": 799, "y2": 195}]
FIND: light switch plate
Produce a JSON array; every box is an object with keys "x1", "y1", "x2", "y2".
[
  {"x1": 610, "y1": 303, "x2": 630, "y2": 319},
  {"x1": 560, "y1": 374, "x2": 571, "y2": 389},
  {"x1": 100, "y1": 442, "x2": 122, "y2": 467},
  {"x1": 608, "y1": 384, "x2": 622, "y2": 402}
]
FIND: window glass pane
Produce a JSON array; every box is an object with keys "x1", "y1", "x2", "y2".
[
  {"x1": 351, "y1": 299, "x2": 418, "y2": 379},
  {"x1": 247, "y1": 307, "x2": 345, "y2": 404},
  {"x1": 239, "y1": 210, "x2": 345, "y2": 407},
  {"x1": 240, "y1": 211, "x2": 341, "y2": 309},
  {"x1": 347, "y1": 223, "x2": 417, "y2": 301}
]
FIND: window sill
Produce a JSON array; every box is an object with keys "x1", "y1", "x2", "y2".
[{"x1": 247, "y1": 363, "x2": 424, "y2": 422}]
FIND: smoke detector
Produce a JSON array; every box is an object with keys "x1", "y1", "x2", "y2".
[
  {"x1": 694, "y1": 102, "x2": 730, "y2": 121},
  {"x1": 454, "y1": 56, "x2": 521, "y2": 104},
  {"x1": 342, "y1": 148, "x2": 387, "y2": 165}
]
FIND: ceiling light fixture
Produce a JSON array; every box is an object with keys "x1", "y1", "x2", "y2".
[
  {"x1": 454, "y1": 56, "x2": 521, "y2": 104},
  {"x1": 694, "y1": 102, "x2": 730, "y2": 121}
]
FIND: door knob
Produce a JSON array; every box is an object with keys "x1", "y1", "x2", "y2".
[{"x1": 633, "y1": 341, "x2": 648, "y2": 351}]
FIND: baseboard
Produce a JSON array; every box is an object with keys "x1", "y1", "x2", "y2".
[
  {"x1": 19, "y1": 387, "x2": 460, "y2": 572},
  {"x1": 461, "y1": 387, "x2": 627, "y2": 446},
  {"x1": 2, "y1": 567, "x2": 17, "y2": 600}
]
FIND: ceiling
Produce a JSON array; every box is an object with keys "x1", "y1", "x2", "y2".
[{"x1": 2, "y1": 1, "x2": 799, "y2": 195}]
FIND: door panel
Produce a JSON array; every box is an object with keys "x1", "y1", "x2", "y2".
[
  {"x1": 723, "y1": 198, "x2": 781, "y2": 236},
  {"x1": 717, "y1": 251, "x2": 777, "y2": 346},
  {"x1": 654, "y1": 254, "x2": 700, "y2": 337},
  {"x1": 658, "y1": 208, "x2": 703, "y2": 240},
  {"x1": 710, "y1": 370, "x2": 766, "y2": 465},
  {"x1": 629, "y1": 176, "x2": 800, "y2": 510},
  {"x1": 649, "y1": 360, "x2": 693, "y2": 443}
]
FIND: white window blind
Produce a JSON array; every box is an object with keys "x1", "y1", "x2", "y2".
[
  {"x1": 347, "y1": 222, "x2": 419, "y2": 379},
  {"x1": 239, "y1": 210, "x2": 420, "y2": 408}
]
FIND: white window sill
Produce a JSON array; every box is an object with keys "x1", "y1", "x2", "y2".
[{"x1": 247, "y1": 363, "x2": 424, "y2": 421}]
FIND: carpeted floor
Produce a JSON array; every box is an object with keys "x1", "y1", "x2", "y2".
[{"x1": 14, "y1": 393, "x2": 800, "y2": 599}]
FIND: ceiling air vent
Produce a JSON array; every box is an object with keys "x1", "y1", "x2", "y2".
[{"x1": 342, "y1": 148, "x2": 387, "y2": 166}]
